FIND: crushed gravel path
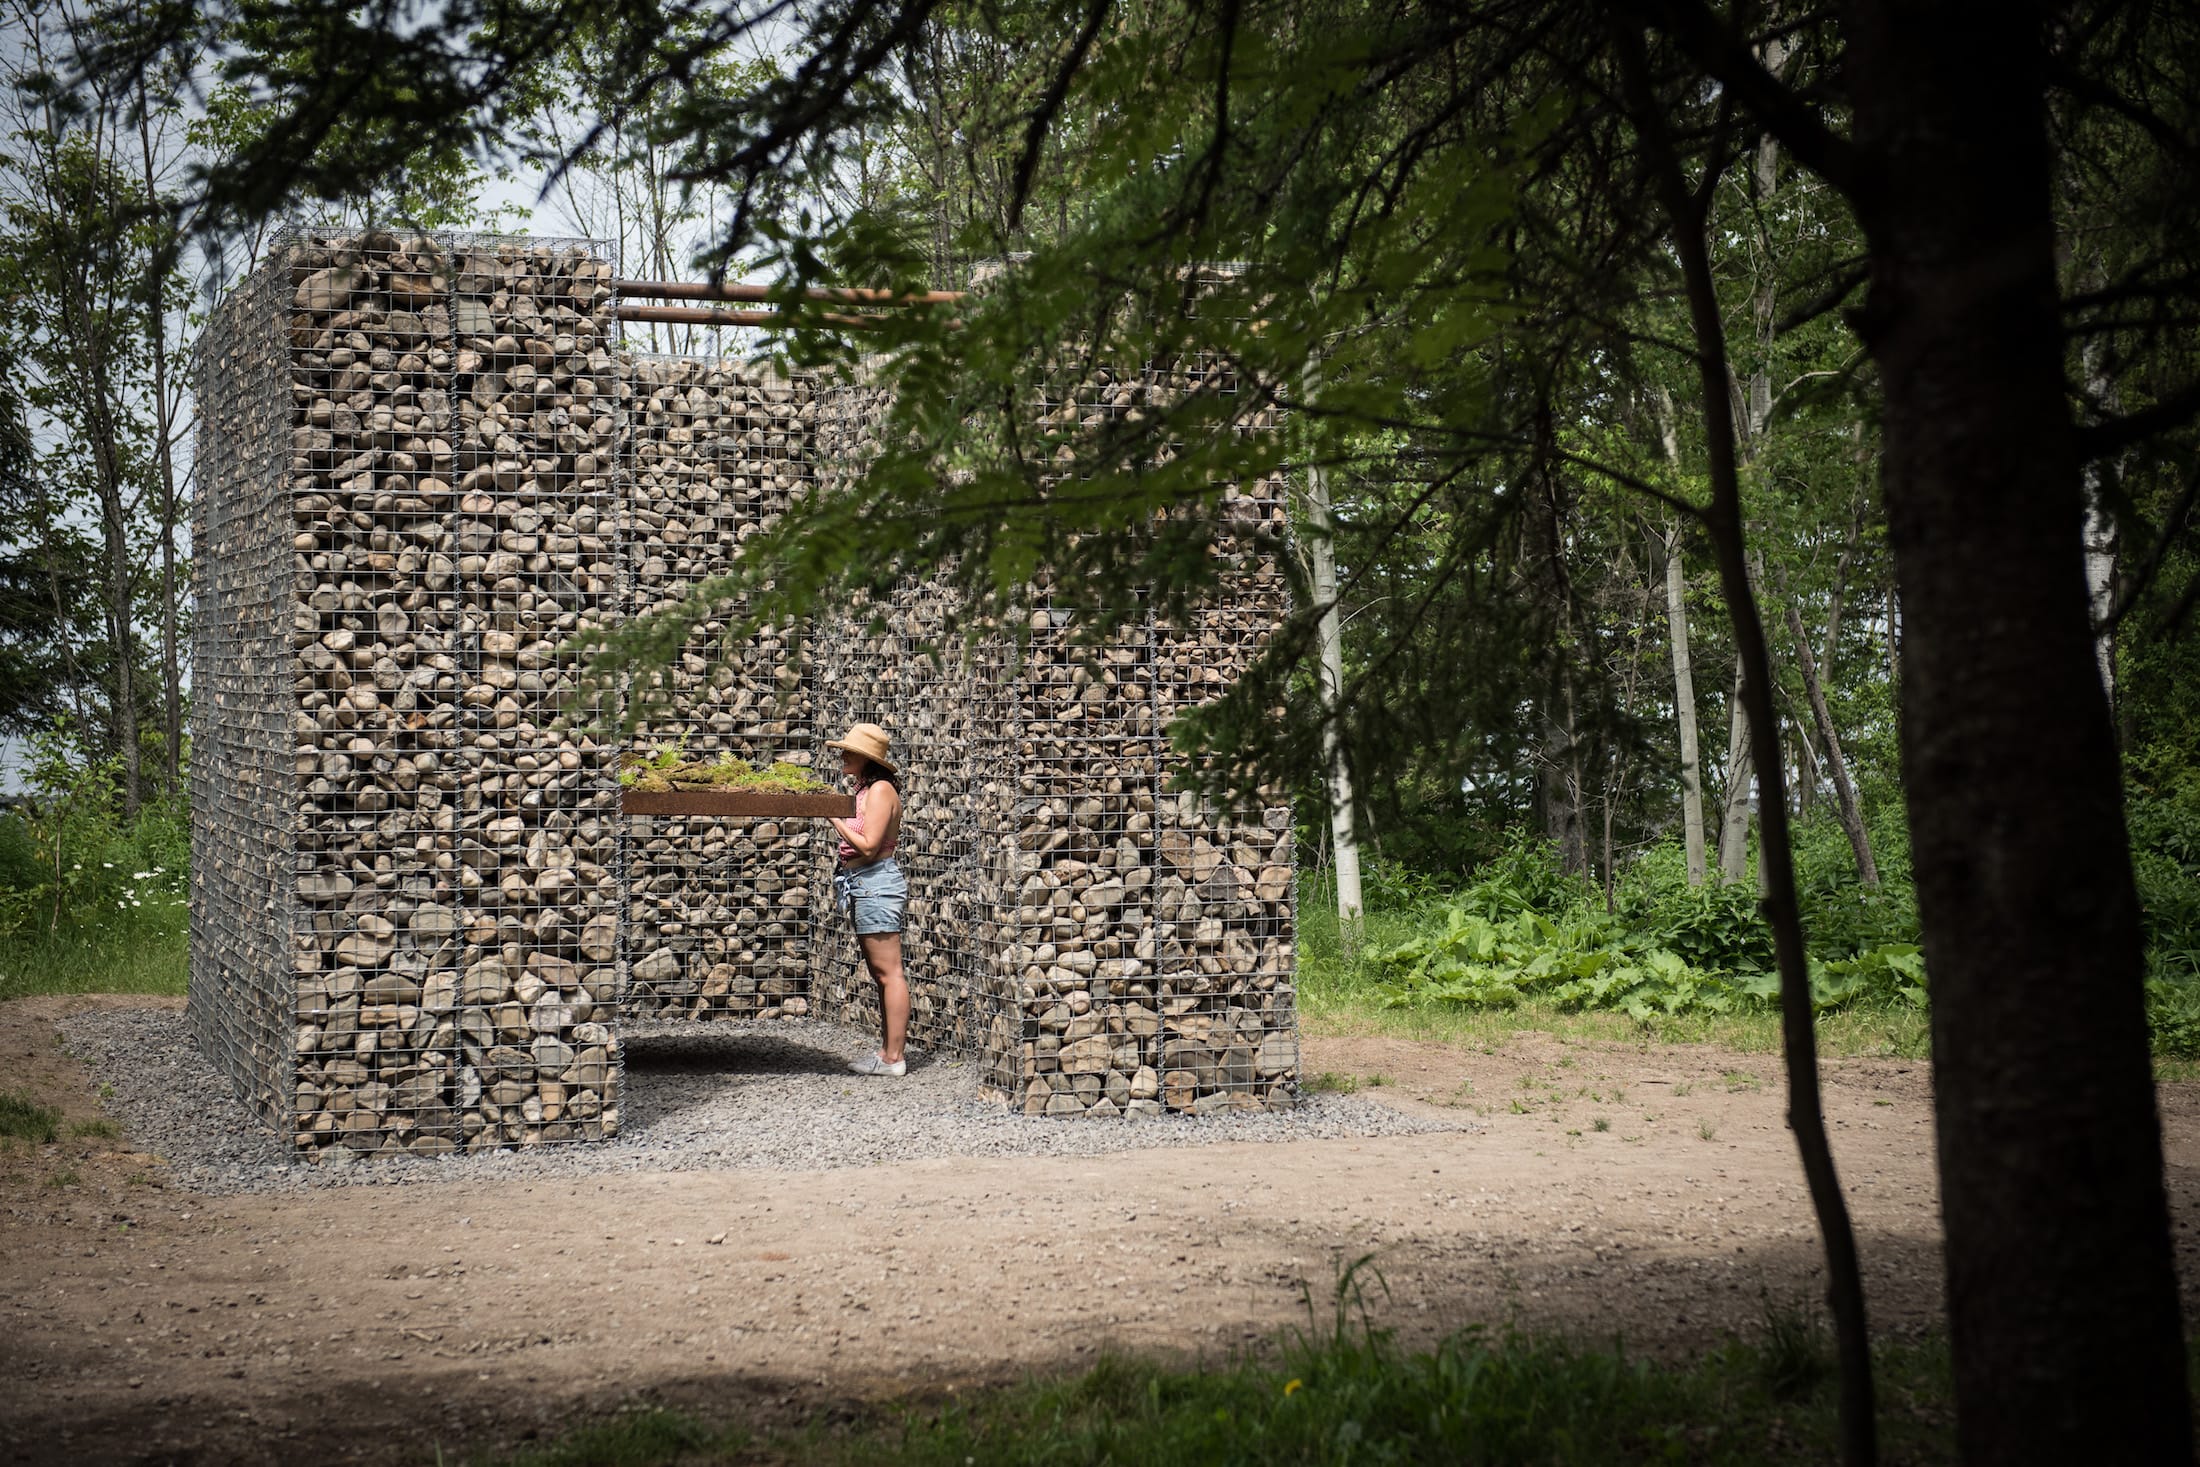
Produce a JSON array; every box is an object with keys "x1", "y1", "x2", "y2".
[{"x1": 55, "y1": 1005, "x2": 1459, "y2": 1195}]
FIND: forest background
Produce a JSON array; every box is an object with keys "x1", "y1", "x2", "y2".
[
  {"x1": 1, "y1": 0, "x2": 2199, "y2": 1460},
  {"x1": 2, "y1": 0, "x2": 2194, "y2": 1046}
]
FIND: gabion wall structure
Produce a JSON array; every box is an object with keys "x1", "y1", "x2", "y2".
[
  {"x1": 190, "y1": 231, "x2": 1297, "y2": 1157},
  {"x1": 801, "y1": 371, "x2": 1300, "y2": 1117},
  {"x1": 619, "y1": 357, "x2": 821, "y2": 1020},
  {"x1": 192, "y1": 231, "x2": 625, "y2": 1158},
  {"x1": 189, "y1": 259, "x2": 298, "y2": 1130}
]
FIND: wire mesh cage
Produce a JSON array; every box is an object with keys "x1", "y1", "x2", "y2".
[
  {"x1": 188, "y1": 235, "x2": 1298, "y2": 1150},
  {"x1": 188, "y1": 251, "x2": 298, "y2": 1134},
  {"x1": 619, "y1": 355, "x2": 823, "y2": 1021}
]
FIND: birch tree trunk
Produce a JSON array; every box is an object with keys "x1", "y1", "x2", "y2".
[
  {"x1": 1663, "y1": 527, "x2": 1707, "y2": 884},
  {"x1": 1780, "y1": 569, "x2": 1879, "y2": 885},
  {"x1": 1653, "y1": 391, "x2": 1708, "y2": 885},
  {"x1": 2081, "y1": 341, "x2": 2119, "y2": 703},
  {"x1": 1304, "y1": 430, "x2": 1363, "y2": 928},
  {"x1": 1717, "y1": 659, "x2": 1753, "y2": 882}
]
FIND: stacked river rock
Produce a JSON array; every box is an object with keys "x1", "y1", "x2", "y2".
[
  {"x1": 189, "y1": 232, "x2": 1297, "y2": 1156},
  {"x1": 621, "y1": 357, "x2": 821, "y2": 1021}
]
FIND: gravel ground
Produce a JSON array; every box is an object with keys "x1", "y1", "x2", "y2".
[{"x1": 56, "y1": 1006, "x2": 1460, "y2": 1195}]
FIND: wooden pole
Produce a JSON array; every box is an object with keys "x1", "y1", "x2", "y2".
[{"x1": 615, "y1": 279, "x2": 965, "y2": 306}]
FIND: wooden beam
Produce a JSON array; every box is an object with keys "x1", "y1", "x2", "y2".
[
  {"x1": 613, "y1": 303, "x2": 880, "y2": 330},
  {"x1": 616, "y1": 279, "x2": 965, "y2": 306},
  {"x1": 620, "y1": 789, "x2": 856, "y2": 819}
]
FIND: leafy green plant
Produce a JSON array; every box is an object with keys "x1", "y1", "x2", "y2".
[
  {"x1": 618, "y1": 750, "x2": 832, "y2": 794},
  {"x1": 1356, "y1": 856, "x2": 1447, "y2": 912},
  {"x1": 0, "y1": 717, "x2": 191, "y2": 1005},
  {"x1": 2146, "y1": 979, "x2": 2200, "y2": 1060},
  {"x1": 1368, "y1": 901, "x2": 1769, "y2": 1020},
  {"x1": 1622, "y1": 877, "x2": 1773, "y2": 974},
  {"x1": 1812, "y1": 943, "x2": 1928, "y2": 1010},
  {"x1": 2131, "y1": 780, "x2": 2200, "y2": 983}
]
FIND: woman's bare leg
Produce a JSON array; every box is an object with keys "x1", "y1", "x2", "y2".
[{"x1": 860, "y1": 932, "x2": 908, "y2": 1064}]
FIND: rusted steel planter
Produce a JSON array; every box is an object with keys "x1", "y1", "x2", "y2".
[{"x1": 619, "y1": 789, "x2": 854, "y2": 819}]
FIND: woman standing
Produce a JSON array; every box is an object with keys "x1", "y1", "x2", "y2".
[{"x1": 825, "y1": 722, "x2": 910, "y2": 1076}]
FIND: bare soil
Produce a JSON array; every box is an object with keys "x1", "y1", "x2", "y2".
[{"x1": 6, "y1": 993, "x2": 2200, "y2": 1466}]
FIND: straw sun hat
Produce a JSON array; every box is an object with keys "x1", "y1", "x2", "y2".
[{"x1": 825, "y1": 721, "x2": 897, "y2": 773}]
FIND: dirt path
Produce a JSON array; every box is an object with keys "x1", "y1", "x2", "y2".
[{"x1": 6, "y1": 994, "x2": 2199, "y2": 1465}]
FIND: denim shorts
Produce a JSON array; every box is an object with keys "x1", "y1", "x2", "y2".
[{"x1": 835, "y1": 857, "x2": 908, "y2": 936}]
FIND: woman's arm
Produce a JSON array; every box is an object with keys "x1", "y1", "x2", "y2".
[{"x1": 830, "y1": 784, "x2": 901, "y2": 862}]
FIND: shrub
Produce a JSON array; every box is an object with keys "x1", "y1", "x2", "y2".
[
  {"x1": 1620, "y1": 875, "x2": 1773, "y2": 974},
  {"x1": 0, "y1": 721, "x2": 190, "y2": 1002}
]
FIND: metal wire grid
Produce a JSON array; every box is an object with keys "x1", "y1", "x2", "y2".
[
  {"x1": 446, "y1": 236, "x2": 624, "y2": 1148},
  {"x1": 188, "y1": 231, "x2": 624, "y2": 1158},
  {"x1": 192, "y1": 236, "x2": 1297, "y2": 1144},
  {"x1": 1007, "y1": 345, "x2": 1299, "y2": 1115},
  {"x1": 618, "y1": 356, "x2": 823, "y2": 1020},
  {"x1": 188, "y1": 256, "x2": 299, "y2": 1133},
  {"x1": 802, "y1": 382, "x2": 1002, "y2": 1065},
  {"x1": 985, "y1": 597, "x2": 1171, "y2": 1116},
  {"x1": 258, "y1": 230, "x2": 468, "y2": 1155},
  {"x1": 802, "y1": 595, "x2": 983, "y2": 1055}
]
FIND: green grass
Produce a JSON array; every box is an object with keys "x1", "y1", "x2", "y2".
[
  {"x1": 0, "y1": 1091, "x2": 61, "y2": 1144},
  {"x1": 1296, "y1": 883, "x2": 1934, "y2": 1060},
  {"x1": 68, "y1": 1117, "x2": 121, "y2": 1141},
  {"x1": 0, "y1": 925, "x2": 186, "y2": 1005},
  {"x1": 476, "y1": 1303, "x2": 1962, "y2": 1467}
]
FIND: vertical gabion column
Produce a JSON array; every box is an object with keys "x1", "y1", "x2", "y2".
[
  {"x1": 279, "y1": 231, "x2": 471, "y2": 1155},
  {"x1": 188, "y1": 258, "x2": 298, "y2": 1130},
  {"x1": 619, "y1": 358, "x2": 821, "y2": 1020},
  {"x1": 969, "y1": 632, "x2": 1031, "y2": 1096},
  {"x1": 1142, "y1": 366, "x2": 1300, "y2": 1114},
  {"x1": 444, "y1": 237, "x2": 623, "y2": 1148}
]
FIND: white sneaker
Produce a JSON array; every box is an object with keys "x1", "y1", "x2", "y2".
[{"x1": 849, "y1": 1053, "x2": 907, "y2": 1077}]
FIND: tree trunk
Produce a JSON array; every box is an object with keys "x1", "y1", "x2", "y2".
[
  {"x1": 1611, "y1": 26, "x2": 1875, "y2": 1463},
  {"x1": 2080, "y1": 342, "x2": 2119, "y2": 704},
  {"x1": 1780, "y1": 567, "x2": 1879, "y2": 885},
  {"x1": 1826, "y1": 428, "x2": 1870, "y2": 676},
  {"x1": 138, "y1": 93, "x2": 184, "y2": 796},
  {"x1": 1663, "y1": 529, "x2": 1708, "y2": 884},
  {"x1": 1653, "y1": 394, "x2": 1708, "y2": 885},
  {"x1": 1539, "y1": 703, "x2": 1589, "y2": 876},
  {"x1": 63, "y1": 286, "x2": 140, "y2": 820},
  {"x1": 1794, "y1": 710, "x2": 1820, "y2": 816},
  {"x1": 1843, "y1": 6, "x2": 2188, "y2": 1457},
  {"x1": 1717, "y1": 658, "x2": 1753, "y2": 882},
  {"x1": 1304, "y1": 416, "x2": 1364, "y2": 930}
]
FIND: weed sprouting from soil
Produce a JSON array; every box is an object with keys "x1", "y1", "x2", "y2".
[
  {"x1": 1757, "y1": 1293, "x2": 1834, "y2": 1401},
  {"x1": 0, "y1": 1092, "x2": 60, "y2": 1144}
]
